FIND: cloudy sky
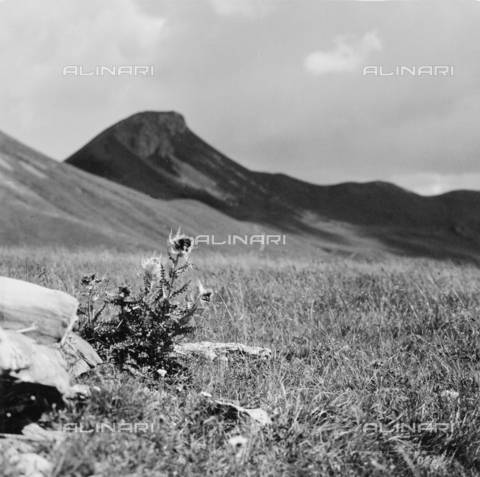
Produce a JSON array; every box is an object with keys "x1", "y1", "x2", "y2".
[{"x1": 0, "y1": 0, "x2": 479, "y2": 195}]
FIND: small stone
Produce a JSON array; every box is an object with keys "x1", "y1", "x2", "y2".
[
  {"x1": 440, "y1": 390, "x2": 459, "y2": 400},
  {"x1": 229, "y1": 436, "x2": 248, "y2": 449},
  {"x1": 14, "y1": 452, "x2": 53, "y2": 477}
]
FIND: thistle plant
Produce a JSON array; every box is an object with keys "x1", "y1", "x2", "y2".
[
  {"x1": 76, "y1": 273, "x2": 109, "y2": 336},
  {"x1": 77, "y1": 229, "x2": 212, "y2": 378}
]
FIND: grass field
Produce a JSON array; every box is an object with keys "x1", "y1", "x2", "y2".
[{"x1": 2, "y1": 246, "x2": 480, "y2": 476}]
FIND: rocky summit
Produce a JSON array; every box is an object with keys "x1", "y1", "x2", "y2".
[{"x1": 65, "y1": 111, "x2": 480, "y2": 262}]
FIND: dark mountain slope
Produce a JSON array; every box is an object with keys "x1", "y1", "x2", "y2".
[
  {"x1": 0, "y1": 130, "x2": 302, "y2": 252},
  {"x1": 65, "y1": 111, "x2": 480, "y2": 262}
]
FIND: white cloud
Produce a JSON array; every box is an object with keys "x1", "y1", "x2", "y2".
[
  {"x1": 305, "y1": 30, "x2": 381, "y2": 75},
  {"x1": 0, "y1": 0, "x2": 166, "y2": 63},
  {"x1": 392, "y1": 172, "x2": 480, "y2": 196},
  {"x1": 0, "y1": 0, "x2": 166, "y2": 130},
  {"x1": 209, "y1": 0, "x2": 278, "y2": 17}
]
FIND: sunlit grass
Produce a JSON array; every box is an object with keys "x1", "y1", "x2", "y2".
[{"x1": 1, "y1": 247, "x2": 480, "y2": 476}]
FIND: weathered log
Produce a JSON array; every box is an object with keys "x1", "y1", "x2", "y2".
[
  {"x1": 0, "y1": 327, "x2": 69, "y2": 392},
  {"x1": 173, "y1": 341, "x2": 272, "y2": 361},
  {"x1": 0, "y1": 277, "x2": 78, "y2": 345},
  {"x1": 61, "y1": 332, "x2": 103, "y2": 377},
  {"x1": 0, "y1": 278, "x2": 103, "y2": 434},
  {"x1": 0, "y1": 277, "x2": 102, "y2": 376}
]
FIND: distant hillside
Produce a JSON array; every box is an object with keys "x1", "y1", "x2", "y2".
[
  {"x1": 65, "y1": 111, "x2": 480, "y2": 262},
  {"x1": 0, "y1": 130, "x2": 309, "y2": 253}
]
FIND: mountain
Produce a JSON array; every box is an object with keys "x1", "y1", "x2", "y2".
[
  {"x1": 65, "y1": 111, "x2": 480, "y2": 262},
  {"x1": 0, "y1": 130, "x2": 309, "y2": 253}
]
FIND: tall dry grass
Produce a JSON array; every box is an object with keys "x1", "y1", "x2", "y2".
[{"x1": 1, "y1": 246, "x2": 480, "y2": 476}]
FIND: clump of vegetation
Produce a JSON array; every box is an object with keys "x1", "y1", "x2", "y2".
[
  {"x1": 76, "y1": 229, "x2": 212, "y2": 378},
  {"x1": 5, "y1": 246, "x2": 480, "y2": 476}
]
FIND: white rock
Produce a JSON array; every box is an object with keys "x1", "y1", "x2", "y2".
[
  {"x1": 200, "y1": 393, "x2": 272, "y2": 427},
  {"x1": 228, "y1": 435, "x2": 248, "y2": 460},
  {"x1": 14, "y1": 452, "x2": 53, "y2": 477},
  {"x1": 228, "y1": 435, "x2": 248, "y2": 448},
  {"x1": 440, "y1": 390, "x2": 459, "y2": 400}
]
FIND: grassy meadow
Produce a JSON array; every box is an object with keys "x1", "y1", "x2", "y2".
[{"x1": 2, "y1": 246, "x2": 480, "y2": 476}]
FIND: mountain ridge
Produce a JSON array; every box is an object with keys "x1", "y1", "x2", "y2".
[
  {"x1": 1, "y1": 128, "x2": 300, "y2": 253},
  {"x1": 64, "y1": 111, "x2": 480, "y2": 262},
  {"x1": 1, "y1": 112, "x2": 479, "y2": 262}
]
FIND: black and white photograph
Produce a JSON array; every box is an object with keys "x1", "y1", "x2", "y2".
[{"x1": 1, "y1": 0, "x2": 480, "y2": 475}]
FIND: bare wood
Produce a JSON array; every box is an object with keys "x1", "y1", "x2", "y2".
[
  {"x1": 0, "y1": 277, "x2": 78, "y2": 345},
  {"x1": 173, "y1": 341, "x2": 272, "y2": 361},
  {"x1": 0, "y1": 326, "x2": 70, "y2": 394}
]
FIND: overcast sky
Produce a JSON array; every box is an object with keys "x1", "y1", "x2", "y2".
[{"x1": 0, "y1": 0, "x2": 479, "y2": 195}]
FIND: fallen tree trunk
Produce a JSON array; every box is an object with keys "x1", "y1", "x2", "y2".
[
  {"x1": 0, "y1": 277, "x2": 103, "y2": 433},
  {"x1": 61, "y1": 332, "x2": 103, "y2": 377},
  {"x1": 173, "y1": 341, "x2": 272, "y2": 361},
  {"x1": 0, "y1": 277, "x2": 78, "y2": 345}
]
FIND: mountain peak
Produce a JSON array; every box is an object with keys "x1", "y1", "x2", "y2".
[
  {"x1": 64, "y1": 111, "x2": 480, "y2": 263},
  {"x1": 116, "y1": 110, "x2": 187, "y2": 136},
  {"x1": 109, "y1": 111, "x2": 187, "y2": 159}
]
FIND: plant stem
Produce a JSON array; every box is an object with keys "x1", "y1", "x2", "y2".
[{"x1": 167, "y1": 255, "x2": 180, "y2": 301}]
